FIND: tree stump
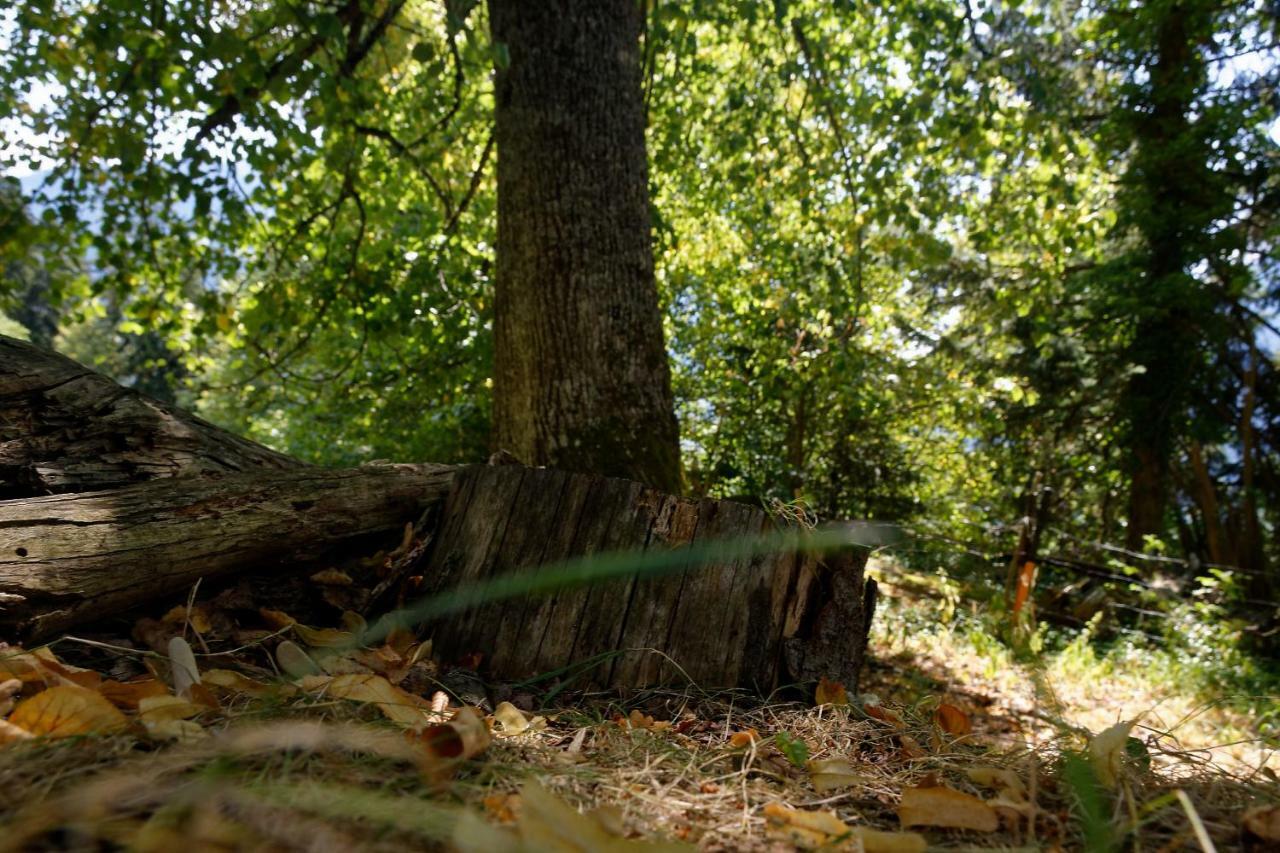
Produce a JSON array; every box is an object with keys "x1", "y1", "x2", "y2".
[{"x1": 419, "y1": 465, "x2": 873, "y2": 692}]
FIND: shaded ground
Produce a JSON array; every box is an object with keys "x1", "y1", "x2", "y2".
[{"x1": 0, "y1": 576, "x2": 1277, "y2": 851}]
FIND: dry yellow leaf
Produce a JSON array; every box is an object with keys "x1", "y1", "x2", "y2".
[
  {"x1": 484, "y1": 792, "x2": 522, "y2": 824},
  {"x1": 306, "y1": 673, "x2": 433, "y2": 728},
  {"x1": 294, "y1": 624, "x2": 357, "y2": 648},
  {"x1": 160, "y1": 604, "x2": 212, "y2": 634},
  {"x1": 728, "y1": 728, "x2": 760, "y2": 748},
  {"x1": 8, "y1": 685, "x2": 127, "y2": 738},
  {"x1": 764, "y1": 802, "x2": 926, "y2": 852},
  {"x1": 1088, "y1": 719, "x2": 1136, "y2": 788},
  {"x1": 897, "y1": 785, "x2": 999, "y2": 832},
  {"x1": 0, "y1": 718, "x2": 34, "y2": 744},
  {"x1": 202, "y1": 668, "x2": 295, "y2": 698},
  {"x1": 141, "y1": 718, "x2": 207, "y2": 743},
  {"x1": 137, "y1": 694, "x2": 205, "y2": 722},
  {"x1": 966, "y1": 765, "x2": 1027, "y2": 800},
  {"x1": 806, "y1": 758, "x2": 868, "y2": 793}
]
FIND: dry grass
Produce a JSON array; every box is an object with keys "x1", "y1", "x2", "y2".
[{"x1": 1, "y1": 587, "x2": 1277, "y2": 851}]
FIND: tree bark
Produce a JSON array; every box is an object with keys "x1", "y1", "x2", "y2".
[
  {"x1": 419, "y1": 464, "x2": 872, "y2": 692},
  {"x1": 0, "y1": 464, "x2": 456, "y2": 641},
  {"x1": 1120, "y1": 2, "x2": 1213, "y2": 550},
  {"x1": 0, "y1": 334, "x2": 299, "y2": 499},
  {"x1": 488, "y1": 0, "x2": 682, "y2": 493}
]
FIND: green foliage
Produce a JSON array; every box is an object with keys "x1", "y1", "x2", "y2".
[
  {"x1": 774, "y1": 731, "x2": 810, "y2": 768},
  {"x1": 1, "y1": 0, "x2": 1278, "y2": 616}
]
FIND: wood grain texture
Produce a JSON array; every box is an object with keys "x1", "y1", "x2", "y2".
[
  {"x1": 0, "y1": 464, "x2": 456, "y2": 640},
  {"x1": 0, "y1": 334, "x2": 298, "y2": 498},
  {"x1": 421, "y1": 465, "x2": 871, "y2": 691}
]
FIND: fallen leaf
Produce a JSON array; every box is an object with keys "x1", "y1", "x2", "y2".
[
  {"x1": 99, "y1": 678, "x2": 169, "y2": 710},
  {"x1": 1087, "y1": 719, "x2": 1136, "y2": 788},
  {"x1": 306, "y1": 673, "x2": 434, "y2": 728},
  {"x1": 276, "y1": 640, "x2": 322, "y2": 678},
  {"x1": 515, "y1": 780, "x2": 692, "y2": 851},
  {"x1": 141, "y1": 718, "x2": 208, "y2": 743},
  {"x1": 864, "y1": 701, "x2": 904, "y2": 729},
  {"x1": 310, "y1": 569, "x2": 353, "y2": 586},
  {"x1": 416, "y1": 706, "x2": 492, "y2": 761},
  {"x1": 493, "y1": 701, "x2": 545, "y2": 736},
  {"x1": 807, "y1": 758, "x2": 868, "y2": 793},
  {"x1": 8, "y1": 685, "x2": 128, "y2": 738},
  {"x1": 484, "y1": 792, "x2": 522, "y2": 824},
  {"x1": 0, "y1": 718, "x2": 34, "y2": 744},
  {"x1": 764, "y1": 802, "x2": 926, "y2": 852},
  {"x1": 897, "y1": 785, "x2": 999, "y2": 833},
  {"x1": 202, "y1": 669, "x2": 295, "y2": 698},
  {"x1": 137, "y1": 694, "x2": 205, "y2": 722},
  {"x1": 168, "y1": 636, "x2": 200, "y2": 699},
  {"x1": 966, "y1": 766, "x2": 1027, "y2": 801},
  {"x1": 815, "y1": 676, "x2": 848, "y2": 706},
  {"x1": 258, "y1": 608, "x2": 297, "y2": 629},
  {"x1": 1243, "y1": 804, "x2": 1280, "y2": 844},
  {"x1": 729, "y1": 728, "x2": 760, "y2": 748},
  {"x1": 294, "y1": 624, "x2": 357, "y2": 648},
  {"x1": 934, "y1": 702, "x2": 972, "y2": 736},
  {"x1": 160, "y1": 604, "x2": 212, "y2": 634},
  {"x1": 897, "y1": 734, "x2": 927, "y2": 759}
]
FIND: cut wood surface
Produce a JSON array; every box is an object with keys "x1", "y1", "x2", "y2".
[
  {"x1": 0, "y1": 464, "x2": 456, "y2": 641},
  {"x1": 419, "y1": 464, "x2": 872, "y2": 692},
  {"x1": 0, "y1": 335, "x2": 299, "y2": 498}
]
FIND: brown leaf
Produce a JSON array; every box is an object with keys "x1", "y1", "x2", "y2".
[
  {"x1": 484, "y1": 792, "x2": 522, "y2": 824},
  {"x1": 258, "y1": 608, "x2": 297, "y2": 629},
  {"x1": 304, "y1": 673, "x2": 435, "y2": 728},
  {"x1": 415, "y1": 706, "x2": 491, "y2": 761},
  {"x1": 310, "y1": 568, "x2": 353, "y2": 586},
  {"x1": 934, "y1": 702, "x2": 972, "y2": 736},
  {"x1": 99, "y1": 677, "x2": 169, "y2": 709},
  {"x1": 729, "y1": 728, "x2": 760, "y2": 748},
  {"x1": 865, "y1": 702, "x2": 904, "y2": 729},
  {"x1": 8, "y1": 685, "x2": 128, "y2": 738},
  {"x1": 815, "y1": 676, "x2": 848, "y2": 706},
  {"x1": 1243, "y1": 804, "x2": 1280, "y2": 844},
  {"x1": 897, "y1": 785, "x2": 999, "y2": 833},
  {"x1": 806, "y1": 758, "x2": 868, "y2": 793},
  {"x1": 764, "y1": 802, "x2": 926, "y2": 852}
]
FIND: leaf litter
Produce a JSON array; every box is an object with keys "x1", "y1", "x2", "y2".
[{"x1": 0, "y1": 574, "x2": 1276, "y2": 850}]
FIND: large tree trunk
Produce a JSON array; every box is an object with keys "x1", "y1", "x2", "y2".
[
  {"x1": 0, "y1": 464, "x2": 456, "y2": 641},
  {"x1": 1120, "y1": 3, "x2": 1212, "y2": 550},
  {"x1": 419, "y1": 464, "x2": 873, "y2": 692},
  {"x1": 0, "y1": 335, "x2": 299, "y2": 498},
  {"x1": 488, "y1": 0, "x2": 681, "y2": 493}
]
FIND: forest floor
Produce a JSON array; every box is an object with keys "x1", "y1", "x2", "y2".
[{"x1": 0, "y1": 568, "x2": 1277, "y2": 851}]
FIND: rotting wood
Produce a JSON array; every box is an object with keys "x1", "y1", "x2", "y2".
[
  {"x1": 0, "y1": 334, "x2": 299, "y2": 498},
  {"x1": 419, "y1": 465, "x2": 872, "y2": 692},
  {"x1": 0, "y1": 464, "x2": 456, "y2": 641}
]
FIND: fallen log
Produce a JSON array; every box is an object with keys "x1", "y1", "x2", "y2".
[
  {"x1": 0, "y1": 338, "x2": 874, "y2": 689},
  {"x1": 0, "y1": 334, "x2": 299, "y2": 498},
  {"x1": 0, "y1": 464, "x2": 456, "y2": 640}
]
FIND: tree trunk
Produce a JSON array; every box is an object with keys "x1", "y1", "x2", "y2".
[
  {"x1": 0, "y1": 334, "x2": 299, "y2": 499},
  {"x1": 1120, "y1": 2, "x2": 1212, "y2": 550},
  {"x1": 419, "y1": 464, "x2": 872, "y2": 692},
  {"x1": 488, "y1": 0, "x2": 681, "y2": 493},
  {"x1": 0, "y1": 464, "x2": 457, "y2": 641}
]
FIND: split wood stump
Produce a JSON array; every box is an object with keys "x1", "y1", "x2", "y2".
[{"x1": 416, "y1": 464, "x2": 874, "y2": 692}]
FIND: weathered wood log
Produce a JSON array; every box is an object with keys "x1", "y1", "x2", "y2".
[
  {"x1": 0, "y1": 464, "x2": 456, "y2": 641},
  {"x1": 0, "y1": 334, "x2": 299, "y2": 498},
  {"x1": 418, "y1": 465, "x2": 873, "y2": 692}
]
